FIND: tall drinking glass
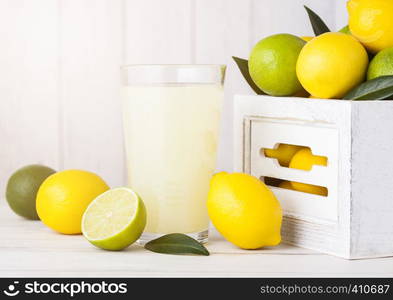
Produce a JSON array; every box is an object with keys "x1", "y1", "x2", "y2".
[{"x1": 121, "y1": 65, "x2": 225, "y2": 244}]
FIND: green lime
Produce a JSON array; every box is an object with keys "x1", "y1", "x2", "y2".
[
  {"x1": 367, "y1": 47, "x2": 393, "y2": 80},
  {"x1": 248, "y1": 33, "x2": 306, "y2": 96},
  {"x1": 6, "y1": 164, "x2": 56, "y2": 220},
  {"x1": 339, "y1": 25, "x2": 351, "y2": 35},
  {"x1": 82, "y1": 187, "x2": 146, "y2": 251}
]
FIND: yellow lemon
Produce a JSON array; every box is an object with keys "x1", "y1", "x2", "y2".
[
  {"x1": 289, "y1": 149, "x2": 328, "y2": 196},
  {"x1": 296, "y1": 32, "x2": 368, "y2": 99},
  {"x1": 264, "y1": 144, "x2": 305, "y2": 167},
  {"x1": 278, "y1": 181, "x2": 294, "y2": 190},
  {"x1": 290, "y1": 181, "x2": 327, "y2": 196},
  {"x1": 289, "y1": 148, "x2": 327, "y2": 171},
  {"x1": 348, "y1": 0, "x2": 393, "y2": 53},
  {"x1": 36, "y1": 170, "x2": 109, "y2": 234},
  {"x1": 301, "y1": 36, "x2": 314, "y2": 42},
  {"x1": 207, "y1": 172, "x2": 282, "y2": 249}
]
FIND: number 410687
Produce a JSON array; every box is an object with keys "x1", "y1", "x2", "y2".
[{"x1": 351, "y1": 285, "x2": 390, "y2": 294}]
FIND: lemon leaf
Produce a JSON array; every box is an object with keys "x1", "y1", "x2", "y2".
[
  {"x1": 232, "y1": 56, "x2": 265, "y2": 95},
  {"x1": 343, "y1": 76, "x2": 393, "y2": 100},
  {"x1": 144, "y1": 233, "x2": 210, "y2": 256},
  {"x1": 304, "y1": 5, "x2": 330, "y2": 36}
]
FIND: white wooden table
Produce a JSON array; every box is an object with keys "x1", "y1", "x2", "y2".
[{"x1": 1, "y1": 201, "x2": 393, "y2": 278}]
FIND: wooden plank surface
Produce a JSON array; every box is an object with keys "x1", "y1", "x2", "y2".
[
  {"x1": 1, "y1": 0, "x2": 392, "y2": 278},
  {"x1": 124, "y1": 0, "x2": 193, "y2": 64},
  {"x1": 0, "y1": 0, "x2": 60, "y2": 192},
  {"x1": 334, "y1": 0, "x2": 349, "y2": 30},
  {"x1": 251, "y1": 0, "x2": 336, "y2": 45},
  {"x1": 195, "y1": 0, "x2": 254, "y2": 172},
  {"x1": 1, "y1": 201, "x2": 393, "y2": 277},
  {"x1": 60, "y1": 0, "x2": 125, "y2": 187},
  {"x1": 0, "y1": 0, "x2": 350, "y2": 191}
]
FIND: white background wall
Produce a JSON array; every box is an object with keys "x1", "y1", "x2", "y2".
[{"x1": 0, "y1": 0, "x2": 348, "y2": 191}]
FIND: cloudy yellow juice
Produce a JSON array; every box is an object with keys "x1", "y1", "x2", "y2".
[{"x1": 122, "y1": 83, "x2": 223, "y2": 242}]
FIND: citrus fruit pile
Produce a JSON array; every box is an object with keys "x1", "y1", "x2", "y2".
[
  {"x1": 234, "y1": 0, "x2": 393, "y2": 100},
  {"x1": 5, "y1": 165, "x2": 146, "y2": 251},
  {"x1": 6, "y1": 163, "x2": 283, "y2": 252}
]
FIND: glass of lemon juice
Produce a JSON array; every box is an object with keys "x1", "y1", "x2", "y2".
[{"x1": 121, "y1": 65, "x2": 225, "y2": 244}]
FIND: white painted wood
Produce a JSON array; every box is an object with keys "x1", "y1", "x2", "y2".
[
  {"x1": 195, "y1": 0, "x2": 254, "y2": 172},
  {"x1": 251, "y1": 0, "x2": 336, "y2": 45},
  {"x1": 1, "y1": 200, "x2": 393, "y2": 277},
  {"x1": 234, "y1": 96, "x2": 351, "y2": 258},
  {"x1": 195, "y1": 0, "x2": 251, "y2": 64},
  {"x1": 124, "y1": 0, "x2": 193, "y2": 64},
  {"x1": 60, "y1": 0, "x2": 125, "y2": 187},
  {"x1": 0, "y1": 0, "x2": 343, "y2": 191},
  {"x1": 334, "y1": 0, "x2": 349, "y2": 31},
  {"x1": 0, "y1": 0, "x2": 60, "y2": 192},
  {"x1": 234, "y1": 95, "x2": 393, "y2": 259},
  {"x1": 350, "y1": 102, "x2": 393, "y2": 258},
  {"x1": 249, "y1": 118, "x2": 339, "y2": 222}
]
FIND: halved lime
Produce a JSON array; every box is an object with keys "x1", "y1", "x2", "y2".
[{"x1": 82, "y1": 187, "x2": 146, "y2": 251}]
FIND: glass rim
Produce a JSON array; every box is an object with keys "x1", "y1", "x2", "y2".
[{"x1": 122, "y1": 64, "x2": 226, "y2": 85}]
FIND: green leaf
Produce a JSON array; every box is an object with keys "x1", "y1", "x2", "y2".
[
  {"x1": 304, "y1": 5, "x2": 330, "y2": 36},
  {"x1": 232, "y1": 56, "x2": 265, "y2": 95},
  {"x1": 144, "y1": 233, "x2": 210, "y2": 256},
  {"x1": 343, "y1": 76, "x2": 393, "y2": 100}
]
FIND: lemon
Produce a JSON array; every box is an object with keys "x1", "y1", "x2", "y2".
[
  {"x1": 289, "y1": 148, "x2": 327, "y2": 171},
  {"x1": 207, "y1": 172, "x2": 282, "y2": 249},
  {"x1": 249, "y1": 33, "x2": 306, "y2": 96},
  {"x1": 82, "y1": 187, "x2": 146, "y2": 251},
  {"x1": 290, "y1": 181, "x2": 327, "y2": 196},
  {"x1": 36, "y1": 170, "x2": 109, "y2": 234},
  {"x1": 296, "y1": 32, "x2": 368, "y2": 99},
  {"x1": 289, "y1": 148, "x2": 328, "y2": 196},
  {"x1": 367, "y1": 47, "x2": 393, "y2": 80},
  {"x1": 348, "y1": 0, "x2": 393, "y2": 53},
  {"x1": 278, "y1": 181, "x2": 294, "y2": 190},
  {"x1": 264, "y1": 144, "x2": 305, "y2": 167},
  {"x1": 301, "y1": 36, "x2": 314, "y2": 42},
  {"x1": 6, "y1": 164, "x2": 56, "y2": 220}
]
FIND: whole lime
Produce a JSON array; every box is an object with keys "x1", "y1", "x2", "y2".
[
  {"x1": 6, "y1": 164, "x2": 56, "y2": 220},
  {"x1": 367, "y1": 47, "x2": 393, "y2": 80},
  {"x1": 248, "y1": 33, "x2": 306, "y2": 96},
  {"x1": 339, "y1": 25, "x2": 351, "y2": 35}
]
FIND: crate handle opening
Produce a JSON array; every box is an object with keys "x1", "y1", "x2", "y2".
[
  {"x1": 261, "y1": 143, "x2": 328, "y2": 170},
  {"x1": 261, "y1": 176, "x2": 328, "y2": 197}
]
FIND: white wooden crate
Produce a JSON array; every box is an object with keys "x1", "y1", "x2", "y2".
[{"x1": 233, "y1": 95, "x2": 393, "y2": 259}]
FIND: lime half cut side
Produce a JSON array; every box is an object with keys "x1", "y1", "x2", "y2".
[{"x1": 82, "y1": 187, "x2": 146, "y2": 251}]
